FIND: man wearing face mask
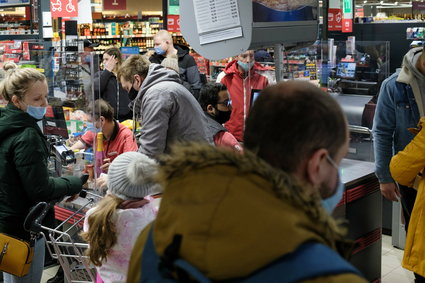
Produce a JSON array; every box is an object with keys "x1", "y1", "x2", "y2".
[
  {"x1": 126, "y1": 81, "x2": 366, "y2": 283},
  {"x1": 198, "y1": 83, "x2": 242, "y2": 152},
  {"x1": 118, "y1": 55, "x2": 212, "y2": 159},
  {"x1": 216, "y1": 50, "x2": 269, "y2": 142},
  {"x1": 149, "y1": 30, "x2": 202, "y2": 99}
]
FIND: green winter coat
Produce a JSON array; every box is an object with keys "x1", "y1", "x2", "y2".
[{"x1": 0, "y1": 103, "x2": 82, "y2": 240}]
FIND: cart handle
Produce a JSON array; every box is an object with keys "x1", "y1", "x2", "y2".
[{"x1": 23, "y1": 202, "x2": 51, "y2": 233}]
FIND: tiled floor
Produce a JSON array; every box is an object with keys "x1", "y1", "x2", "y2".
[
  {"x1": 382, "y1": 234, "x2": 415, "y2": 283},
  {"x1": 39, "y1": 234, "x2": 414, "y2": 283}
]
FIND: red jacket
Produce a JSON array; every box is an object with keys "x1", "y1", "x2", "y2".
[{"x1": 218, "y1": 60, "x2": 269, "y2": 141}]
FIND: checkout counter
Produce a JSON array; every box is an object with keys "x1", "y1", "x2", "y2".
[
  {"x1": 331, "y1": 91, "x2": 381, "y2": 282},
  {"x1": 336, "y1": 159, "x2": 381, "y2": 282}
]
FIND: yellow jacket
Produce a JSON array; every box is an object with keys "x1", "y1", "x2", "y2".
[
  {"x1": 390, "y1": 116, "x2": 425, "y2": 277},
  {"x1": 127, "y1": 143, "x2": 366, "y2": 283}
]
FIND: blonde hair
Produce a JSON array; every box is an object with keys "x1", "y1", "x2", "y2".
[
  {"x1": 155, "y1": 29, "x2": 172, "y2": 42},
  {"x1": 0, "y1": 67, "x2": 46, "y2": 101},
  {"x1": 161, "y1": 54, "x2": 179, "y2": 74},
  {"x1": 3, "y1": 61, "x2": 17, "y2": 72},
  {"x1": 80, "y1": 194, "x2": 125, "y2": 266},
  {"x1": 117, "y1": 55, "x2": 150, "y2": 84}
]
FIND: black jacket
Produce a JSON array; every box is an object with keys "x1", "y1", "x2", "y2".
[
  {"x1": 93, "y1": 70, "x2": 132, "y2": 121},
  {"x1": 0, "y1": 104, "x2": 82, "y2": 240},
  {"x1": 150, "y1": 44, "x2": 202, "y2": 98}
]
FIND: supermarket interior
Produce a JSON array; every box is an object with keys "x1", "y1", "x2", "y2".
[{"x1": 1, "y1": 0, "x2": 425, "y2": 282}]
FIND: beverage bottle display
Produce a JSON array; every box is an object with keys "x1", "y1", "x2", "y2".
[{"x1": 95, "y1": 132, "x2": 105, "y2": 177}]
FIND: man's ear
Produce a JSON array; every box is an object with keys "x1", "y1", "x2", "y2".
[
  {"x1": 305, "y1": 148, "x2": 328, "y2": 187},
  {"x1": 206, "y1": 104, "x2": 215, "y2": 115}
]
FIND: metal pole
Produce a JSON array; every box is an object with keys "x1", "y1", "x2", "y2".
[
  {"x1": 323, "y1": 0, "x2": 329, "y2": 40},
  {"x1": 274, "y1": 44, "x2": 283, "y2": 82}
]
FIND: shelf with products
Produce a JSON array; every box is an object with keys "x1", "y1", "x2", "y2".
[
  {"x1": 79, "y1": 20, "x2": 162, "y2": 38},
  {"x1": 0, "y1": 3, "x2": 40, "y2": 39},
  {"x1": 283, "y1": 49, "x2": 318, "y2": 80}
]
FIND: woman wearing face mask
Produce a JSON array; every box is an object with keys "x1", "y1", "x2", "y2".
[
  {"x1": 0, "y1": 67, "x2": 84, "y2": 283},
  {"x1": 216, "y1": 50, "x2": 270, "y2": 143},
  {"x1": 198, "y1": 83, "x2": 242, "y2": 152},
  {"x1": 94, "y1": 47, "x2": 132, "y2": 121}
]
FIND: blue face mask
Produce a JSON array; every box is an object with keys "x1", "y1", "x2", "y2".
[
  {"x1": 155, "y1": 46, "x2": 166, "y2": 56},
  {"x1": 237, "y1": 60, "x2": 254, "y2": 73},
  {"x1": 26, "y1": 105, "x2": 47, "y2": 120},
  {"x1": 321, "y1": 155, "x2": 344, "y2": 214}
]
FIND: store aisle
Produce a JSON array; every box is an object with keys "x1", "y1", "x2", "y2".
[{"x1": 39, "y1": 235, "x2": 413, "y2": 282}]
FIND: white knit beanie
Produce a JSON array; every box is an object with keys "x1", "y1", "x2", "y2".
[{"x1": 107, "y1": 152, "x2": 161, "y2": 200}]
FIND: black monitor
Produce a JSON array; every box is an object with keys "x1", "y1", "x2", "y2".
[
  {"x1": 337, "y1": 62, "x2": 357, "y2": 79},
  {"x1": 250, "y1": 89, "x2": 262, "y2": 108},
  {"x1": 43, "y1": 106, "x2": 69, "y2": 139}
]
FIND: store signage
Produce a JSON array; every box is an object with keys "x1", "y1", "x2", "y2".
[
  {"x1": 50, "y1": 0, "x2": 78, "y2": 18},
  {"x1": 167, "y1": 15, "x2": 180, "y2": 32},
  {"x1": 168, "y1": 0, "x2": 179, "y2": 15},
  {"x1": 103, "y1": 0, "x2": 126, "y2": 11},
  {"x1": 413, "y1": 1, "x2": 425, "y2": 11},
  {"x1": 343, "y1": 0, "x2": 352, "y2": 14},
  {"x1": 342, "y1": 18, "x2": 353, "y2": 33},
  {"x1": 328, "y1": 8, "x2": 342, "y2": 31}
]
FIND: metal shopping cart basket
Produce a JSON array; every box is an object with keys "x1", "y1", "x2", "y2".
[{"x1": 24, "y1": 191, "x2": 100, "y2": 283}]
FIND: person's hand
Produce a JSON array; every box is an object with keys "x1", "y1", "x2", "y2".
[
  {"x1": 65, "y1": 193, "x2": 79, "y2": 202},
  {"x1": 96, "y1": 174, "x2": 108, "y2": 191},
  {"x1": 380, "y1": 182, "x2": 401, "y2": 202},
  {"x1": 104, "y1": 55, "x2": 117, "y2": 72},
  {"x1": 101, "y1": 158, "x2": 111, "y2": 172}
]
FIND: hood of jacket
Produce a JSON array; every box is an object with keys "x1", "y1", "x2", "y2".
[
  {"x1": 175, "y1": 44, "x2": 189, "y2": 59},
  {"x1": 223, "y1": 59, "x2": 269, "y2": 77},
  {"x1": 398, "y1": 47, "x2": 425, "y2": 116},
  {"x1": 131, "y1": 64, "x2": 182, "y2": 116},
  {"x1": 152, "y1": 143, "x2": 351, "y2": 280},
  {"x1": 0, "y1": 103, "x2": 42, "y2": 143}
]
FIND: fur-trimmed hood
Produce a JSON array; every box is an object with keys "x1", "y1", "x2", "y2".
[{"x1": 152, "y1": 143, "x2": 352, "y2": 280}]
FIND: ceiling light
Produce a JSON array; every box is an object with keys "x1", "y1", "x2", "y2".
[
  {"x1": 394, "y1": 1, "x2": 398, "y2": 4},
  {"x1": 363, "y1": 0, "x2": 367, "y2": 3},
  {"x1": 380, "y1": 0, "x2": 384, "y2": 4}
]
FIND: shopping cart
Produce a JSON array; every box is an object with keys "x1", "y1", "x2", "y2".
[{"x1": 24, "y1": 190, "x2": 100, "y2": 283}]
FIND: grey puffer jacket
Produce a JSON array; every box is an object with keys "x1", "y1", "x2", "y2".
[{"x1": 131, "y1": 64, "x2": 212, "y2": 158}]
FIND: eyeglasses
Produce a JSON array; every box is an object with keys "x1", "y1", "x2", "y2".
[
  {"x1": 326, "y1": 154, "x2": 338, "y2": 170},
  {"x1": 217, "y1": 99, "x2": 232, "y2": 108}
]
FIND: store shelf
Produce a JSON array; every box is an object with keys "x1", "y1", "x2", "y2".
[
  {"x1": 0, "y1": 34, "x2": 39, "y2": 40},
  {"x1": 80, "y1": 34, "x2": 182, "y2": 39}
]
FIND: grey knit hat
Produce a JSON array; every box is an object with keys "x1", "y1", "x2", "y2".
[{"x1": 107, "y1": 151, "x2": 161, "y2": 200}]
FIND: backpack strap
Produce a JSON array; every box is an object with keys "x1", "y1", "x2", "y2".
[
  {"x1": 241, "y1": 242, "x2": 362, "y2": 283},
  {"x1": 141, "y1": 227, "x2": 362, "y2": 283},
  {"x1": 141, "y1": 228, "x2": 211, "y2": 283}
]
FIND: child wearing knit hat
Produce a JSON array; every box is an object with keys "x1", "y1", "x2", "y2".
[{"x1": 81, "y1": 151, "x2": 161, "y2": 283}]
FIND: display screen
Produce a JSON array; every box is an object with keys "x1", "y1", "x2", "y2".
[
  {"x1": 253, "y1": 0, "x2": 318, "y2": 22},
  {"x1": 250, "y1": 89, "x2": 262, "y2": 108},
  {"x1": 43, "y1": 106, "x2": 69, "y2": 139},
  {"x1": 336, "y1": 62, "x2": 356, "y2": 79}
]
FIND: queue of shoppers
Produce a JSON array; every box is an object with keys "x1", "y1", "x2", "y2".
[{"x1": 3, "y1": 35, "x2": 425, "y2": 283}]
